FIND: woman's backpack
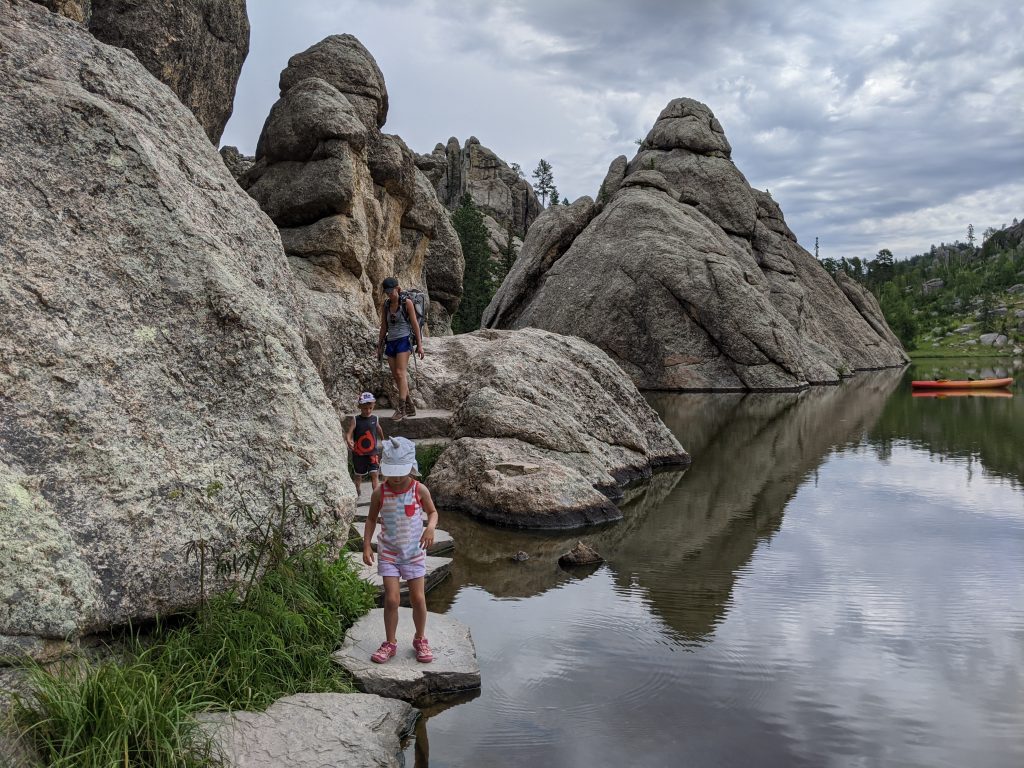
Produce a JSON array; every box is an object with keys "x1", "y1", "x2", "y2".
[{"x1": 399, "y1": 289, "x2": 429, "y2": 347}]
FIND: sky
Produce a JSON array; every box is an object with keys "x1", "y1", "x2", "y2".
[{"x1": 222, "y1": 0, "x2": 1024, "y2": 263}]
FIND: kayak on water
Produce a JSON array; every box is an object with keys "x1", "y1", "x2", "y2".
[
  {"x1": 911, "y1": 377, "x2": 1013, "y2": 389},
  {"x1": 912, "y1": 389, "x2": 1014, "y2": 399}
]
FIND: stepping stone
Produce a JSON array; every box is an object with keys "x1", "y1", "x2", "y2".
[
  {"x1": 377, "y1": 408, "x2": 453, "y2": 440},
  {"x1": 333, "y1": 608, "x2": 481, "y2": 706},
  {"x1": 345, "y1": 553, "x2": 452, "y2": 602},
  {"x1": 356, "y1": 525, "x2": 454, "y2": 557},
  {"x1": 199, "y1": 693, "x2": 416, "y2": 768}
]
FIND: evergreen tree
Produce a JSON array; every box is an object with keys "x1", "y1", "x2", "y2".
[
  {"x1": 562, "y1": 196, "x2": 569, "y2": 206},
  {"x1": 451, "y1": 194, "x2": 499, "y2": 333},
  {"x1": 500, "y1": 226, "x2": 517, "y2": 276},
  {"x1": 967, "y1": 223, "x2": 975, "y2": 248},
  {"x1": 549, "y1": 185, "x2": 560, "y2": 206},
  {"x1": 814, "y1": 236, "x2": 819, "y2": 259},
  {"x1": 532, "y1": 159, "x2": 554, "y2": 206}
]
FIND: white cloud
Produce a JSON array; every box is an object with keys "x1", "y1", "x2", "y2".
[{"x1": 226, "y1": 0, "x2": 1024, "y2": 262}]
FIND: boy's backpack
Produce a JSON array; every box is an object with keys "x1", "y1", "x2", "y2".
[{"x1": 399, "y1": 289, "x2": 428, "y2": 348}]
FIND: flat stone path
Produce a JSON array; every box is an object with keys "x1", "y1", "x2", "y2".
[
  {"x1": 376, "y1": 409, "x2": 453, "y2": 440},
  {"x1": 200, "y1": 693, "x2": 415, "y2": 768},
  {"x1": 334, "y1": 608, "x2": 481, "y2": 706},
  {"x1": 357, "y1": 524, "x2": 454, "y2": 556},
  {"x1": 345, "y1": 553, "x2": 451, "y2": 603}
]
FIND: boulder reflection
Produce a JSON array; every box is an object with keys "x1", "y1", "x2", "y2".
[{"x1": 429, "y1": 371, "x2": 903, "y2": 639}]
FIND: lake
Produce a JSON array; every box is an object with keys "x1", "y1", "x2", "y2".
[{"x1": 409, "y1": 360, "x2": 1024, "y2": 768}]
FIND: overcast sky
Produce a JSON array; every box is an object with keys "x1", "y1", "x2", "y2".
[{"x1": 223, "y1": 0, "x2": 1023, "y2": 263}]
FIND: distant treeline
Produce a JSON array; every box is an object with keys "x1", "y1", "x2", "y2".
[{"x1": 818, "y1": 219, "x2": 1024, "y2": 347}]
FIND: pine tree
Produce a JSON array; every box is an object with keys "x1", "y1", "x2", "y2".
[
  {"x1": 562, "y1": 196, "x2": 569, "y2": 206},
  {"x1": 451, "y1": 194, "x2": 499, "y2": 333},
  {"x1": 500, "y1": 226, "x2": 517, "y2": 276},
  {"x1": 549, "y1": 185, "x2": 560, "y2": 207},
  {"x1": 532, "y1": 159, "x2": 554, "y2": 206},
  {"x1": 814, "y1": 236, "x2": 819, "y2": 259}
]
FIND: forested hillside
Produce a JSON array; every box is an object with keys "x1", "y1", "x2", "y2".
[{"x1": 820, "y1": 219, "x2": 1024, "y2": 354}]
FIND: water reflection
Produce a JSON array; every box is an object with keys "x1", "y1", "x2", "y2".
[{"x1": 414, "y1": 368, "x2": 1024, "y2": 768}]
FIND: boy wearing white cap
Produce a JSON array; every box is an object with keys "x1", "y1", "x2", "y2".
[
  {"x1": 346, "y1": 392, "x2": 385, "y2": 496},
  {"x1": 362, "y1": 436, "x2": 440, "y2": 664}
]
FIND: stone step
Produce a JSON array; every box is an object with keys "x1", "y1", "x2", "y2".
[
  {"x1": 376, "y1": 409, "x2": 453, "y2": 440},
  {"x1": 345, "y1": 552, "x2": 451, "y2": 604},
  {"x1": 333, "y1": 608, "x2": 481, "y2": 707},
  {"x1": 353, "y1": 524, "x2": 454, "y2": 557}
]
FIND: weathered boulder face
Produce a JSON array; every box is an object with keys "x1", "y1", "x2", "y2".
[
  {"x1": 484, "y1": 98, "x2": 909, "y2": 390},
  {"x1": 82, "y1": 0, "x2": 249, "y2": 144},
  {"x1": 416, "y1": 136, "x2": 543, "y2": 259},
  {"x1": 412, "y1": 329, "x2": 689, "y2": 528},
  {"x1": 30, "y1": 0, "x2": 89, "y2": 22},
  {"x1": 0, "y1": 0, "x2": 351, "y2": 658},
  {"x1": 240, "y1": 35, "x2": 464, "y2": 407},
  {"x1": 219, "y1": 144, "x2": 254, "y2": 180}
]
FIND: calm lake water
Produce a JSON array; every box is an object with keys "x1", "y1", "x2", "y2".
[{"x1": 409, "y1": 360, "x2": 1024, "y2": 768}]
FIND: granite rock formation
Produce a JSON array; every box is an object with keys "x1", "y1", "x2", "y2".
[
  {"x1": 411, "y1": 329, "x2": 689, "y2": 527},
  {"x1": 86, "y1": 0, "x2": 249, "y2": 143},
  {"x1": 0, "y1": 0, "x2": 351, "y2": 658},
  {"x1": 483, "y1": 98, "x2": 908, "y2": 390},
  {"x1": 416, "y1": 136, "x2": 543, "y2": 259},
  {"x1": 239, "y1": 35, "x2": 465, "y2": 407}
]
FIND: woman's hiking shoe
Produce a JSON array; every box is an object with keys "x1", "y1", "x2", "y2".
[
  {"x1": 404, "y1": 397, "x2": 417, "y2": 417},
  {"x1": 371, "y1": 641, "x2": 397, "y2": 663},
  {"x1": 412, "y1": 636, "x2": 433, "y2": 663},
  {"x1": 391, "y1": 399, "x2": 404, "y2": 422}
]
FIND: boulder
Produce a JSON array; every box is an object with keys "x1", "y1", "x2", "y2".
[
  {"x1": 239, "y1": 35, "x2": 464, "y2": 407},
  {"x1": 922, "y1": 278, "x2": 945, "y2": 295},
  {"x1": 558, "y1": 541, "x2": 604, "y2": 566},
  {"x1": 87, "y1": 0, "x2": 249, "y2": 143},
  {"x1": 1008, "y1": 284, "x2": 1024, "y2": 295},
  {"x1": 334, "y1": 608, "x2": 481, "y2": 705},
  {"x1": 30, "y1": 0, "x2": 89, "y2": 22},
  {"x1": 483, "y1": 97, "x2": 908, "y2": 390},
  {"x1": 410, "y1": 329, "x2": 689, "y2": 527},
  {"x1": 979, "y1": 333, "x2": 1008, "y2": 347},
  {"x1": 0, "y1": 0, "x2": 351, "y2": 658},
  {"x1": 219, "y1": 145, "x2": 254, "y2": 180},
  {"x1": 200, "y1": 693, "x2": 416, "y2": 768}
]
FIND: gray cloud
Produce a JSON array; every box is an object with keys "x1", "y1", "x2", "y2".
[{"x1": 224, "y1": 0, "x2": 1024, "y2": 261}]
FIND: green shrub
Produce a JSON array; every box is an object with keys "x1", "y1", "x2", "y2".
[
  {"x1": 13, "y1": 651, "x2": 219, "y2": 768},
  {"x1": 14, "y1": 551, "x2": 376, "y2": 766},
  {"x1": 416, "y1": 443, "x2": 446, "y2": 480}
]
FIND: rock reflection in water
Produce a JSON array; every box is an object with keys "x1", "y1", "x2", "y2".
[{"x1": 609, "y1": 370, "x2": 903, "y2": 641}]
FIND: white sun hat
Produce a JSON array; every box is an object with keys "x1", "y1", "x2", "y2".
[
  {"x1": 379, "y1": 436, "x2": 419, "y2": 477},
  {"x1": 358, "y1": 391, "x2": 376, "y2": 404}
]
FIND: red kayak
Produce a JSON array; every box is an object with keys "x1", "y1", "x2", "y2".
[{"x1": 911, "y1": 377, "x2": 1013, "y2": 389}]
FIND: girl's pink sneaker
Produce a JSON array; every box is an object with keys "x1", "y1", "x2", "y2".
[
  {"x1": 371, "y1": 641, "x2": 397, "y2": 663},
  {"x1": 412, "y1": 636, "x2": 433, "y2": 663}
]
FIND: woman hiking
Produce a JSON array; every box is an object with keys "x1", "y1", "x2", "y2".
[{"x1": 377, "y1": 276, "x2": 424, "y2": 421}]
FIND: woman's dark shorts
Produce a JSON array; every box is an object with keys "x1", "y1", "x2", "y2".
[
  {"x1": 384, "y1": 336, "x2": 412, "y2": 358},
  {"x1": 353, "y1": 453, "x2": 380, "y2": 477}
]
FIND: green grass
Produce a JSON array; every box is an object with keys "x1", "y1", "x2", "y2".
[
  {"x1": 416, "y1": 443, "x2": 446, "y2": 480},
  {"x1": 12, "y1": 550, "x2": 376, "y2": 767}
]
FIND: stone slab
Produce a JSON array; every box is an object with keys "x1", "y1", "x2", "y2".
[
  {"x1": 358, "y1": 525, "x2": 454, "y2": 556},
  {"x1": 345, "y1": 553, "x2": 452, "y2": 602},
  {"x1": 199, "y1": 692, "x2": 416, "y2": 768},
  {"x1": 378, "y1": 409, "x2": 452, "y2": 440},
  {"x1": 334, "y1": 608, "x2": 481, "y2": 706}
]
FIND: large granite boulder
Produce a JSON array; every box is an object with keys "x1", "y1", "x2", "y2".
[
  {"x1": 416, "y1": 136, "x2": 543, "y2": 260},
  {"x1": 84, "y1": 0, "x2": 249, "y2": 144},
  {"x1": 0, "y1": 0, "x2": 351, "y2": 658},
  {"x1": 240, "y1": 35, "x2": 464, "y2": 407},
  {"x1": 410, "y1": 329, "x2": 689, "y2": 527},
  {"x1": 200, "y1": 693, "x2": 417, "y2": 768},
  {"x1": 483, "y1": 98, "x2": 908, "y2": 390}
]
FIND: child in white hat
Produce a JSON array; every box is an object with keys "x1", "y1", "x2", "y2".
[
  {"x1": 345, "y1": 392, "x2": 384, "y2": 497},
  {"x1": 362, "y1": 436, "x2": 439, "y2": 663}
]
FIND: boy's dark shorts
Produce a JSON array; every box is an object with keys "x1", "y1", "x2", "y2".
[{"x1": 353, "y1": 453, "x2": 380, "y2": 477}]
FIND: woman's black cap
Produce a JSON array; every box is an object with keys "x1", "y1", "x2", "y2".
[{"x1": 382, "y1": 277, "x2": 399, "y2": 292}]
